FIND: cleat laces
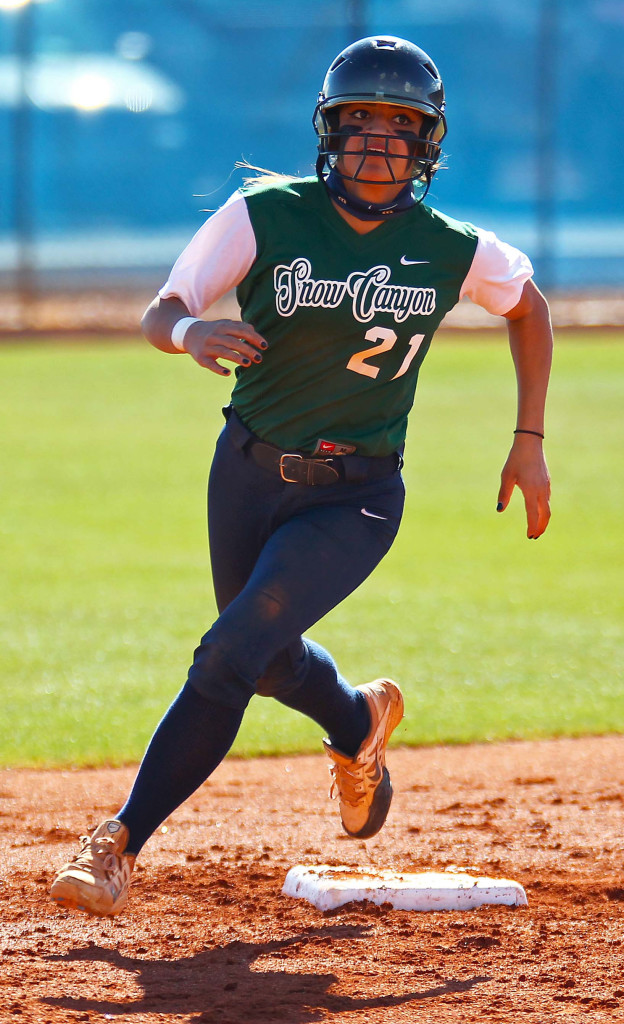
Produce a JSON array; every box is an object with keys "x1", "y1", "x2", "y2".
[
  {"x1": 328, "y1": 737, "x2": 383, "y2": 806},
  {"x1": 329, "y1": 763, "x2": 366, "y2": 805},
  {"x1": 73, "y1": 834, "x2": 123, "y2": 878}
]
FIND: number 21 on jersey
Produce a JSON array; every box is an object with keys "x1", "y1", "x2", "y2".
[{"x1": 346, "y1": 326, "x2": 425, "y2": 380}]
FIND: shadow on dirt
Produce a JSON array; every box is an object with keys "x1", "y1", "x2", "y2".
[{"x1": 42, "y1": 923, "x2": 491, "y2": 1022}]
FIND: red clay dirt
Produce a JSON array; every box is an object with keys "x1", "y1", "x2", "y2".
[{"x1": 1, "y1": 736, "x2": 624, "y2": 1023}]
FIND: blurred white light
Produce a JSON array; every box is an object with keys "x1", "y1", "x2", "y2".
[
  {"x1": 0, "y1": 0, "x2": 54, "y2": 8},
  {"x1": 116, "y1": 31, "x2": 151, "y2": 61},
  {"x1": 69, "y1": 72, "x2": 112, "y2": 112},
  {"x1": 125, "y1": 87, "x2": 153, "y2": 113},
  {"x1": 0, "y1": 55, "x2": 184, "y2": 113}
]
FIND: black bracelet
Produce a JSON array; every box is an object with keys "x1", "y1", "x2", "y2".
[{"x1": 514, "y1": 429, "x2": 544, "y2": 439}]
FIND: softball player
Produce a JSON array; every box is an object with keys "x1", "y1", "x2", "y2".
[{"x1": 51, "y1": 36, "x2": 552, "y2": 917}]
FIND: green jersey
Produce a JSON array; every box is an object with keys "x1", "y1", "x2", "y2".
[
  {"x1": 233, "y1": 177, "x2": 475, "y2": 456},
  {"x1": 160, "y1": 176, "x2": 532, "y2": 457}
]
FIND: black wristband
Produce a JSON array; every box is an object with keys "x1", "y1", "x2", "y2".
[{"x1": 514, "y1": 429, "x2": 544, "y2": 439}]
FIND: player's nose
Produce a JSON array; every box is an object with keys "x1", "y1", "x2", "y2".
[
  {"x1": 366, "y1": 114, "x2": 403, "y2": 143},
  {"x1": 366, "y1": 113, "x2": 393, "y2": 135}
]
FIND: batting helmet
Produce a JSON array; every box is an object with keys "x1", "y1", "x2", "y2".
[{"x1": 313, "y1": 35, "x2": 447, "y2": 189}]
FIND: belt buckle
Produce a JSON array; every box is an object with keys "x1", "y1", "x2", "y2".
[{"x1": 279, "y1": 453, "x2": 303, "y2": 483}]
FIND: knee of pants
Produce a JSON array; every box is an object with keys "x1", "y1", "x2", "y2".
[
  {"x1": 254, "y1": 641, "x2": 308, "y2": 699},
  {"x1": 186, "y1": 638, "x2": 256, "y2": 711}
]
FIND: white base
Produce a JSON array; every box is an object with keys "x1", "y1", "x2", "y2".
[{"x1": 282, "y1": 864, "x2": 528, "y2": 912}]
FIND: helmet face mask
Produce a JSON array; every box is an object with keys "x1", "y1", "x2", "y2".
[
  {"x1": 318, "y1": 115, "x2": 445, "y2": 186},
  {"x1": 314, "y1": 36, "x2": 447, "y2": 191}
]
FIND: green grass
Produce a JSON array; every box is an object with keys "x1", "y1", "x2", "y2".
[{"x1": 0, "y1": 334, "x2": 622, "y2": 766}]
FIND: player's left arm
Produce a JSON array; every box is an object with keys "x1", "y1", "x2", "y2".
[{"x1": 498, "y1": 278, "x2": 553, "y2": 539}]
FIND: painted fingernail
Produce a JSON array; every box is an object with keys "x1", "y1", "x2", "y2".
[
  {"x1": 496, "y1": 503, "x2": 503, "y2": 512},
  {"x1": 253, "y1": 353, "x2": 262, "y2": 363},
  {"x1": 242, "y1": 357, "x2": 251, "y2": 366},
  {"x1": 260, "y1": 341, "x2": 268, "y2": 349}
]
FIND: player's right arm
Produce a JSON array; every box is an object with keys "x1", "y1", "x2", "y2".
[
  {"x1": 141, "y1": 190, "x2": 266, "y2": 375},
  {"x1": 141, "y1": 296, "x2": 266, "y2": 377}
]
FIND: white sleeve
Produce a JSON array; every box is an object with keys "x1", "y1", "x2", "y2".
[
  {"x1": 158, "y1": 191, "x2": 257, "y2": 316},
  {"x1": 459, "y1": 227, "x2": 533, "y2": 316}
]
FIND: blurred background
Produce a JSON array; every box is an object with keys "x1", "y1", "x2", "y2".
[{"x1": 1, "y1": 0, "x2": 623, "y2": 330}]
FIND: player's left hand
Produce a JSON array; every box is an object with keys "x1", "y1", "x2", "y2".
[{"x1": 496, "y1": 434, "x2": 551, "y2": 539}]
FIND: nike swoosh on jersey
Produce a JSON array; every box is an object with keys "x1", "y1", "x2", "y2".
[
  {"x1": 361, "y1": 508, "x2": 389, "y2": 520},
  {"x1": 400, "y1": 256, "x2": 430, "y2": 265}
]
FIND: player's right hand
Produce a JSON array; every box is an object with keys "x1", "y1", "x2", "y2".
[{"x1": 182, "y1": 319, "x2": 268, "y2": 375}]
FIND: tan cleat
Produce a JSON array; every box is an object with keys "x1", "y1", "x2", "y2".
[
  {"x1": 323, "y1": 678, "x2": 404, "y2": 839},
  {"x1": 50, "y1": 819, "x2": 135, "y2": 917}
]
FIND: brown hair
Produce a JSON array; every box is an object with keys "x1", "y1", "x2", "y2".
[{"x1": 235, "y1": 160, "x2": 304, "y2": 188}]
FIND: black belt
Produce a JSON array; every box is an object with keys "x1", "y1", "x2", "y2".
[{"x1": 225, "y1": 406, "x2": 402, "y2": 486}]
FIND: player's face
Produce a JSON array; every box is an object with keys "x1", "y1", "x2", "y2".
[{"x1": 335, "y1": 102, "x2": 425, "y2": 185}]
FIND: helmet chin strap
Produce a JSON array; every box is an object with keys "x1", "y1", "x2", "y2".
[{"x1": 323, "y1": 167, "x2": 417, "y2": 221}]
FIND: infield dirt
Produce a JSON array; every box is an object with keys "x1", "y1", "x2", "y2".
[{"x1": 1, "y1": 736, "x2": 624, "y2": 1023}]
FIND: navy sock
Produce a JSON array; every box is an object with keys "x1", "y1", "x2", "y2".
[
  {"x1": 276, "y1": 638, "x2": 370, "y2": 757},
  {"x1": 118, "y1": 682, "x2": 243, "y2": 855}
]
